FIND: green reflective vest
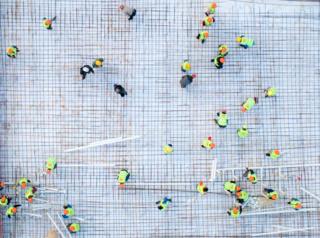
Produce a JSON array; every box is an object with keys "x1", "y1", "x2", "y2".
[
  {"x1": 198, "y1": 31, "x2": 208, "y2": 40},
  {"x1": 217, "y1": 113, "x2": 228, "y2": 127},
  {"x1": 203, "y1": 16, "x2": 214, "y2": 26},
  {"x1": 229, "y1": 208, "x2": 240, "y2": 218},
  {"x1": 207, "y1": 4, "x2": 216, "y2": 14},
  {"x1": 269, "y1": 150, "x2": 280, "y2": 159},
  {"x1": 163, "y1": 144, "x2": 173, "y2": 154},
  {"x1": 118, "y1": 170, "x2": 129, "y2": 184},
  {"x1": 267, "y1": 191, "x2": 278, "y2": 200},
  {"x1": 247, "y1": 171, "x2": 257, "y2": 184},
  {"x1": 25, "y1": 187, "x2": 34, "y2": 199},
  {"x1": 202, "y1": 139, "x2": 214, "y2": 149},
  {"x1": 6, "y1": 206, "x2": 16, "y2": 217},
  {"x1": 237, "y1": 190, "x2": 249, "y2": 202},
  {"x1": 240, "y1": 37, "x2": 254, "y2": 48},
  {"x1": 64, "y1": 207, "x2": 75, "y2": 216},
  {"x1": 224, "y1": 181, "x2": 236, "y2": 192},
  {"x1": 289, "y1": 199, "x2": 302, "y2": 209},
  {"x1": 197, "y1": 183, "x2": 207, "y2": 194},
  {"x1": 46, "y1": 157, "x2": 57, "y2": 170},
  {"x1": 6, "y1": 47, "x2": 17, "y2": 57},
  {"x1": 218, "y1": 45, "x2": 229, "y2": 56},
  {"x1": 266, "y1": 87, "x2": 277, "y2": 97},
  {"x1": 0, "y1": 196, "x2": 8, "y2": 207},
  {"x1": 243, "y1": 98, "x2": 256, "y2": 111},
  {"x1": 181, "y1": 61, "x2": 191, "y2": 72},
  {"x1": 237, "y1": 127, "x2": 248, "y2": 138},
  {"x1": 68, "y1": 223, "x2": 80, "y2": 232}
]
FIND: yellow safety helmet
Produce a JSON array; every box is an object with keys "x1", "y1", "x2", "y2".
[{"x1": 236, "y1": 36, "x2": 242, "y2": 43}]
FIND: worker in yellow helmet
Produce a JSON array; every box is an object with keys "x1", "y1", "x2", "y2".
[
  {"x1": 42, "y1": 16, "x2": 56, "y2": 30},
  {"x1": 92, "y1": 58, "x2": 104, "y2": 68},
  {"x1": 197, "y1": 181, "x2": 208, "y2": 195},
  {"x1": 227, "y1": 206, "x2": 242, "y2": 218},
  {"x1": 263, "y1": 188, "x2": 278, "y2": 201},
  {"x1": 197, "y1": 31, "x2": 209, "y2": 44},
  {"x1": 201, "y1": 136, "x2": 216, "y2": 150},
  {"x1": 163, "y1": 144, "x2": 173, "y2": 154},
  {"x1": 266, "y1": 149, "x2": 280, "y2": 159},
  {"x1": 181, "y1": 60, "x2": 191, "y2": 73},
  {"x1": 265, "y1": 87, "x2": 277, "y2": 97},
  {"x1": 218, "y1": 44, "x2": 229, "y2": 57},
  {"x1": 6, "y1": 46, "x2": 19, "y2": 58},
  {"x1": 202, "y1": 16, "x2": 215, "y2": 27},
  {"x1": 236, "y1": 35, "x2": 255, "y2": 49},
  {"x1": 205, "y1": 2, "x2": 217, "y2": 16},
  {"x1": 241, "y1": 97, "x2": 258, "y2": 112}
]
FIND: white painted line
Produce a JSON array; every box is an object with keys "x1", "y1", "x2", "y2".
[
  {"x1": 251, "y1": 226, "x2": 318, "y2": 237},
  {"x1": 242, "y1": 208, "x2": 317, "y2": 217},
  {"x1": 301, "y1": 187, "x2": 320, "y2": 202}
]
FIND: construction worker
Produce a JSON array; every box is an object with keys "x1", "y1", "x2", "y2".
[
  {"x1": 263, "y1": 188, "x2": 278, "y2": 201},
  {"x1": 215, "y1": 111, "x2": 228, "y2": 128},
  {"x1": 0, "y1": 195, "x2": 11, "y2": 207},
  {"x1": 197, "y1": 31, "x2": 209, "y2": 44},
  {"x1": 181, "y1": 60, "x2": 191, "y2": 73},
  {"x1": 236, "y1": 190, "x2": 249, "y2": 204},
  {"x1": 18, "y1": 177, "x2": 31, "y2": 189},
  {"x1": 224, "y1": 180, "x2": 241, "y2": 194},
  {"x1": 163, "y1": 144, "x2": 173, "y2": 154},
  {"x1": 119, "y1": 4, "x2": 137, "y2": 21},
  {"x1": 202, "y1": 16, "x2": 215, "y2": 27},
  {"x1": 46, "y1": 156, "x2": 57, "y2": 174},
  {"x1": 201, "y1": 136, "x2": 216, "y2": 150},
  {"x1": 265, "y1": 87, "x2": 277, "y2": 97},
  {"x1": 6, "y1": 205, "x2": 21, "y2": 218},
  {"x1": 0, "y1": 181, "x2": 5, "y2": 191},
  {"x1": 288, "y1": 198, "x2": 302, "y2": 210},
  {"x1": 227, "y1": 206, "x2": 242, "y2": 218},
  {"x1": 62, "y1": 204, "x2": 75, "y2": 218},
  {"x1": 42, "y1": 16, "x2": 56, "y2": 30},
  {"x1": 25, "y1": 187, "x2": 37, "y2": 203},
  {"x1": 211, "y1": 55, "x2": 225, "y2": 69},
  {"x1": 241, "y1": 97, "x2": 258, "y2": 112},
  {"x1": 156, "y1": 197, "x2": 172, "y2": 210},
  {"x1": 180, "y1": 74, "x2": 196, "y2": 88},
  {"x1": 236, "y1": 35, "x2": 255, "y2": 49},
  {"x1": 114, "y1": 84, "x2": 128, "y2": 97},
  {"x1": 243, "y1": 168, "x2": 257, "y2": 184},
  {"x1": 6, "y1": 46, "x2": 19, "y2": 58},
  {"x1": 117, "y1": 169, "x2": 130, "y2": 188},
  {"x1": 237, "y1": 125, "x2": 249, "y2": 138},
  {"x1": 205, "y1": 2, "x2": 217, "y2": 16},
  {"x1": 67, "y1": 223, "x2": 80, "y2": 233},
  {"x1": 80, "y1": 65, "x2": 94, "y2": 80},
  {"x1": 92, "y1": 58, "x2": 104, "y2": 68},
  {"x1": 266, "y1": 149, "x2": 280, "y2": 159},
  {"x1": 197, "y1": 181, "x2": 208, "y2": 195},
  {"x1": 218, "y1": 44, "x2": 229, "y2": 57}
]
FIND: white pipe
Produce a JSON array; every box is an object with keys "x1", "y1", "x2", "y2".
[
  {"x1": 59, "y1": 163, "x2": 116, "y2": 168},
  {"x1": 301, "y1": 187, "x2": 320, "y2": 202},
  {"x1": 242, "y1": 208, "x2": 317, "y2": 217},
  {"x1": 22, "y1": 212, "x2": 42, "y2": 218},
  {"x1": 47, "y1": 213, "x2": 66, "y2": 238},
  {"x1": 56, "y1": 213, "x2": 72, "y2": 238},
  {"x1": 64, "y1": 136, "x2": 141, "y2": 153},
  {"x1": 209, "y1": 158, "x2": 217, "y2": 181},
  {"x1": 216, "y1": 163, "x2": 320, "y2": 172},
  {"x1": 251, "y1": 226, "x2": 318, "y2": 237}
]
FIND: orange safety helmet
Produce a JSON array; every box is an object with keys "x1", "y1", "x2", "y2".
[
  {"x1": 204, "y1": 31, "x2": 209, "y2": 38},
  {"x1": 1, "y1": 196, "x2": 6, "y2": 203},
  {"x1": 241, "y1": 107, "x2": 247, "y2": 113},
  {"x1": 21, "y1": 182, "x2": 27, "y2": 189},
  {"x1": 44, "y1": 19, "x2": 52, "y2": 26},
  {"x1": 274, "y1": 149, "x2": 280, "y2": 155},
  {"x1": 249, "y1": 176, "x2": 255, "y2": 181},
  {"x1": 69, "y1": 225, "x2": 75, "y2": 232},
  {"x1": 64, "y1": 209, "x2": 69, "y2": 215},
  {"x1": 271, "y1": 194, "x2": 278, "y2": 200},
  {"x1": 207, "y1": 17, "x2": 213, "y2": 23},
  {"x1": 12, "y1": 207, "x2": 17, "y2": 213},
  {"x1": 211, "y1": 3, "x2": 217, "y2": 8},
  {"x1": 232, "y1": 207, "x2": 239, "y2": 213},
  {"x1": 235, "y1": 186, "x2": 241, "y2": 192},
  {"x1": 6, "y1": 48, "x2": 14, "y2": 54},
  {"x1": 119, "y1": 183, "x2": 125, "y2": 188},
  {"x1": 219, "y1": 57, "x2": 225, "y2": 64},
  {"x1": 296, "y1": 203, "x2": 302, "y2": 209}
]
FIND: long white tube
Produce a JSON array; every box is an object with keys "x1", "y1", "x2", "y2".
[
  {"x1": 301, "y1": 187, "x2": 320, "y2": 202},
  {"x1": 251, "y1": 226, "x2": 318, "y2": 237}
]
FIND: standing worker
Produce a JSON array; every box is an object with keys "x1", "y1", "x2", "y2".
[
  {"x1": 18, "y1": 177, "x2": 31, "y2": 189},
  {"x1": 227, "y1": 206, "x2": 242, "y2": 218},
  {"x1": 62, "y1": 204, "x2": 75, "y2": 218},
  {"x1": 237, "y1": 125, "x2": 249, "y2": 138},
  {"x1": 266, "y1": 149, "x2": 280, "y2": 159},
  {"x1": 46, "y1": 156, "x2": 57, "y2": 174},
  {"x1": 202, "y1": 16, "x2": 215, "y2": 27},
  {"x1": 265, "y1": 87, "x2": 277, "y2": 97},
  {"x1": 156, "y1": 197, "x2": 172, "y2": 211},
  {"x1": 0, "y1": 195, "x2": 11, "y2": 207},
  {"x1": 42, "y1": 16, "x2": 56, "y2": 30},
  {"x1": 236, "y1": 35, "x2": 255, "y2": 49},
  {"x1": 67, "y1": 223, "x2": 80, "y2": 233},
  {"x1": 288, "y1": 198, "x2": 302, "y2": 210},
  {"x1": 119, "y1": 4, "x2": 137, "y2": 21},
  {"x1": 197, "y1": 31, "x2": 209, "y2": 44},
  {"x1": 114, "y1": 84, "x2": 128, "y2": 97},
  {"x1": 181, "y1": 60, "x2": 191, "y2": 73},
  {"x1": 6, "y1": 204, "x2": 21, "y2": 218},
  {"x1": 25, "y1": 187, "x2": 37, "y2": 203},
  {"x1": 80, "y1": 65, "x2": 94, "y2": 80},
  {"x1": 218, "y1": 44, "x2": 229, "y2": 57},
  {"x1": 117, "y1": 169, "x2": 130, "y2": 188},
  {"x1": 215, "y1": 111, "x2": 228, "y2": 128},
  {"x1": 92, "y1": 58, "x2": 104, "y2": 68},
  {"x1": 6, "y1": 46, "x2": 19, "y2": 58},
  {"x1": 211, "y1": 55, "x2": 225, "y2": 69},
  {"x1": 197, "y1": 181, "x2": 208, "y2": 195},
  {"x1": 205, "y1": 2, "x2": 217, "y2": 16},
  {"x1": 243, "y1": 168, "x2": 257, "y2": 184},
  {"x1": 241, "y1": 97, "x2": 258, "y2": 112},
  {"x1": 263, "y1": 188, "x2": 278, "y2": 201},
  {"x1": 163, "y1": 144, "x2": 173, "y2": 155},
  {"x1": 201, "y1": 136, "x2": 216, "y2": 150},
  {"x1": 180, "y1": 74, "x2": 196, "y2": 88},
  {"x1": 224, "y1": 180, "x2": 241, "y2": 194}
]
